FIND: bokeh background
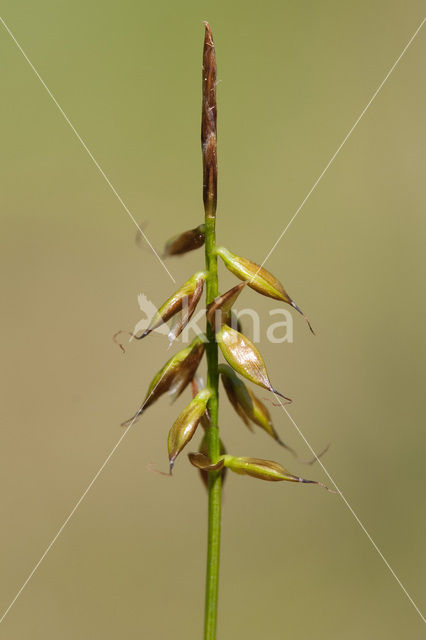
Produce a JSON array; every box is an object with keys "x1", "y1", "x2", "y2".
[{"x1": 1, "y1": 2, "x2": 425, "y2": 638}]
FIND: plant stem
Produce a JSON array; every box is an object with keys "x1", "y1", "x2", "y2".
[
  {"x1": 204, "y1": 216, "x2": 221, "y2": 640},
  {"x1": 201, "y1": 23, "x2": 221, "y2": 640}
]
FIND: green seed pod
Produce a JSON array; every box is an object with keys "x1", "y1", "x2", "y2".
[
  {"x1": 216, "y1": 325, "x2": 291, "y2": 402},
  {"x1": 163, "y1": 224, "x2": 205, "y2": 257},
  {"x1": 168, "y1": 388, "x2": 212, "y2": 472},
  {"x1": 121, "y1": 335, "x2": 205, "y2": 427},
  {"x1": 134, "y1": 271, "x2": 207, "y2": 341},
  {"x1": 219, "y1": 364, "x2": 295, "y2": 454},
  {"x1": 220, "y1": 455, "x2": 331, "y2": 489},
  {"x1": 216, "y1": 246, "x2": 314, "y2": 333}
]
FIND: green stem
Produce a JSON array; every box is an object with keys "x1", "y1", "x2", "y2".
[{"x1": 204, "y1": 214, "x2": 221, "y2": 639}]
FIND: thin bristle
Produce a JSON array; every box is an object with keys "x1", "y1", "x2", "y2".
[
  {"x1": 300, "y1": 478, "x2": 336, "y2": 493},
  {"x1": 291, "y1": 301, "x2": 315, "y2": 335},
  {"x1": 277, "y1": 438, "x2": 297, "y2": 457},
  {"x1": 270, "y1": 387, "x2": 293, "y2": 403}
]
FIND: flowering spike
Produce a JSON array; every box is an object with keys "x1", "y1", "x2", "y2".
[
  {"x1": 163, "y1": 224, "x2": 205, "y2": 257},
  {"x1": 216, "y1": 324, "x2": 292, "y2": 401},
  {"x1": 168, "y1": 388, "x2": 212, "y2": 473},
  {"x1": 133, "y1": 271, "x2": 207, "y2": 341},
  {"x1": 121, "y1": 335, "x2": 205, "y2": 427},
  {"x1": 216, "y1": 246, "x2": 314, "y2": 334},
  {"x1": 219, "y1": 364, "x2": 296, "y2": 454},
  {"x1": 220, "y1": 455, "x2": 332, "y2": 489}
]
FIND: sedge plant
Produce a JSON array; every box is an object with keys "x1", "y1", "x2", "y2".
[{"x1": 119, "y1": 23, "x2": 331, "y2": 640}]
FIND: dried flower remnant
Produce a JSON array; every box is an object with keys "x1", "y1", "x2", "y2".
[
  {"x1": 216, "y1": 324, "x2": 292, "y2": 401},
  {"x1": 198, "y1": 432, "x2": 227, "y2": 489},
  {"x1": 133, "y1": 270, "x2": 207, "y2": 341},
  {"x1": 206, "y1": 282, "x2": 246, "y2": 330},
  {"x1": 121, "y1": 336, "x2": 205, "y2": 427},
  {"x1": 216, "y1": 246, "x2": 314, "y2": 334},
  {"x1": 219, "y1": 364, "x2": 296, "y2": 454},
  {"x1": 163, "y1": 224, "x2": 206, "y2": 257},
  {"x1": 168, "y1": 388, "x2": 212, "y2": 472}
]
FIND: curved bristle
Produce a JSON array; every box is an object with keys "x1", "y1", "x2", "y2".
[
  {"x1": 300, "y1": 443, "x2": 331, "y2": 465},
  {"x1": 146, "y1": 462, "x2": 172, "y2": 478},
  {"x1": 112, "y1": 330, "x2": 130, "y2": 353},
  {"x1": 290, "y1": 301, "x2": 315, "y2": 335},
  {"x1": 120, "y1": 409, "x2": 143, "y2": 428},
  {"x1": 299, "y1": 477, "x2": 336, "y2": 493},
  {"x1": 277, "y1": 438, "x2": 297, "y2": 457}
]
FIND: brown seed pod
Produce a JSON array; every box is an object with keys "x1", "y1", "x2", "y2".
[
  {"x1": 121, "y1": 335, "x2": 205, "y2": 427},
  {"x1": 163, "y1": 224, "x2": 205, "y2": 257},
  {"x1": 133, "y1": 271, "x2": 207, "y2": 342}
]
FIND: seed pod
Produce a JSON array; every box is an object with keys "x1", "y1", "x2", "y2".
[
  {"x1": 121, "y1": 335, "x2": 205, "y2": 427},
  {"x1": 206, "y1": 282, "x2": 246, "y2": 330},
  {"x1": 221, "y1": 455, "x2": 331, "y2": 489},
  {"x1": 168, "y1": 388, "x2": 212, "y2": 472},
  {"x1": 163, "y1": 224, "x2": 205, "y2": 257},
  {"x1": 197, "y1": 433, "x2": 227, "y2": 489},
  {"x1": 216, "y1": 325, "x2": 291, "y2": 402},
  {"x1": 134, "y1": 271, "x2": 207, "y2": 341},
  {"x1": 219, "y1": 364, "x2": 296, "y2": 454},
  {"x1": 216, "y1": 246, "x2": 314, "y2": 333}
]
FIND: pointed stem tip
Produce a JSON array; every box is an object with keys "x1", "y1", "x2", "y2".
[{"x1": 201, "y1": 22, "x2": 217, "y2": 218}]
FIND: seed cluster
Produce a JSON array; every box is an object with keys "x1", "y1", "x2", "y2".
[{"x1": 119, "y1": 23, "x2": 329, "y2": 492}]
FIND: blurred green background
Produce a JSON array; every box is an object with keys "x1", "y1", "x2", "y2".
[{"x1": 1, "y1": 2, "x2": 425, "y2": 638}]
